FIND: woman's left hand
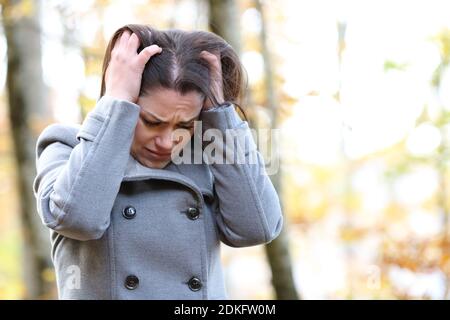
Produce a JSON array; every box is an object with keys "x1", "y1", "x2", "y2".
[{"x1": 200, "y1": 50, "x2": 224, "y2": 110}]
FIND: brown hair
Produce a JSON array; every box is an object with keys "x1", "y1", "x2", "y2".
[{"x1": 100, "y1": 24, "x2": 247, "y2": 117}]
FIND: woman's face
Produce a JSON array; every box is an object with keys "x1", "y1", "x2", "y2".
[{"x1": 131, "y1": 87, "x2": 204, "y2": 169}]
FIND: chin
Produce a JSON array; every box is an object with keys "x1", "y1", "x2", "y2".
[
  {"x1": 139, "y1": 156, "x2": 171, "y2": 169},
  {"x1": 150, "y1": 161, "x2": 171, "y2": 169}
]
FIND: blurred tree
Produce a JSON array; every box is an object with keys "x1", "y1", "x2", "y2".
[
  {"x1": 426, "y1": 28, "x2": 450, "y2": 299},
  {"x1": 207, "y1": 0, "x2": 241, "y2": 54},
  {"x1": 1, "y1": 0, "x2": 54, "y2": 298},
  {"x1": 207, "y1": 0, "x2": 299, "y2": 299},
  {"x1": 252, "y1": 0, "x2": 299, "y2": 300},
  {"x1": 376, "y1": 29, "x2": 450, "y2": 299},
  {"x1": 207, "y1": 0, "x2": 259, "y2": 129},
  {"x1": 336, "y1": 19, "x2": 358, "y2": 298}
]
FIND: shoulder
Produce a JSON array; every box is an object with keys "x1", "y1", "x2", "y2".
[{"x1": 36, "y1": 123, "x2": 81, "y2": 158}]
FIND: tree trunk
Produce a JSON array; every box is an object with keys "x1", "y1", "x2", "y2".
[
  {"x1": 207, "y1": 0, "x2": 241, "y2": 54},
  {"x1": 207, "y1": 0, "x2": 257, "y2": 128},
  {"x1": 253, "y1": 0, "x2": 299, "y2": 300},
  {"x1": 207, "y1": 0, "x2": 299, "y2": 299},
  {"x1": 2, "y1": 0, "x2": 55, "y2": 299}
]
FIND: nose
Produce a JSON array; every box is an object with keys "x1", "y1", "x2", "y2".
[{"x1": 155, "y1": 130, "x2": 177, "y2": 152}]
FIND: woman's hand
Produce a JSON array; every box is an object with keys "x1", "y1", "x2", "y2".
[
  {"x1": 104, "y1": 31, "x2": 162, "y2": 103},
  {"x1": 200, "y1": 50, "x2": 225, "y2": 110}
]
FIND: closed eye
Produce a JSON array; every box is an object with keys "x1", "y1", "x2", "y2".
[
  {"x1": 141, "y1": 117, "x2": 161, "y2": 127},
  {"x1": 178, "y1": 123, "x2": 194, "y2": 130},
  {"x1": 141, "y1": 115, "x2": 195, "y2": 130}
]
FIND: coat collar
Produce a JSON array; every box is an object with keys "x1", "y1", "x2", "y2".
[
  {"x1": 123, "y1": 153, "x2": 214, "y2": 202},
  {"x1": 67, "y1": 122, "x2": 214, "y2": 203}
]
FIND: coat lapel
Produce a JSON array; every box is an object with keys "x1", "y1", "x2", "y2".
[
  {"x1": 72, "y1": 121, "x2": 214, "y2": 202},
  {"x1": 122, "y1": 154, "x2": 214, "y2": 202}
]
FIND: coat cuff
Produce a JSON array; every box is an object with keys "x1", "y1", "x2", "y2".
[
  {"x1": 199, "y1": 103, "x2": 244, "y2": 132},
  {"x1": 76, "y1": 96, "x2": 140, "y2": 142}
]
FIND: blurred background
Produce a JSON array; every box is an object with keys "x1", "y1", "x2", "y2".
[{"x1": 1, "y1": 0, "x2": 450, "y2": 299}]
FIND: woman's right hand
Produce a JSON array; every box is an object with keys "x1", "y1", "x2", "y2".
[{"x1": 104, "y1": 31, "x2": 162, "y2": 103}]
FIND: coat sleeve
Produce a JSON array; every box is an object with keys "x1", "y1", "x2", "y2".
[
  {"x1": 199, "y1": 104, "x2": 284, "y2": 247},
  {"x1": 32, "y1": 96, "x2": 140, "y2": 241}
]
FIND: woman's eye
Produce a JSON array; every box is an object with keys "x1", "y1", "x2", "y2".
[
  {"x1": 142, "y1": 118, "x2": 160, "y2": 127},
  {"x1": 180, "y1": 125, "x2": 194, "y2": 130}
]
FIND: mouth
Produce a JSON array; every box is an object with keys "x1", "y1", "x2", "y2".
[{"x1": 144, "y1": 148, "x2": 172, "y2": 161}]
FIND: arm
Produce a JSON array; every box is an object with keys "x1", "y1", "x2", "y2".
[
  {"x1": 33, "y1": 30, "x2": 161, "y2": 241},
  {"x1": 33, "y1": 97, "x2": 140, "y2": 241},
  {"x1": 200, "y1": 104, "x2": 284, "y2": 247}
]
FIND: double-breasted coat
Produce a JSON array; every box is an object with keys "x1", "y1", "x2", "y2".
[{"x1": 33, "y1": 96, "x2": 283, "y2": 299}]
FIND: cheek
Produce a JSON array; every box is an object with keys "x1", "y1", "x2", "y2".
[
  {"x1": 172, "y1": 130, "x2": 194, "y2": 155},
  {"x1": 133, "y1": 123, "x2": 156, "y2": 146}
]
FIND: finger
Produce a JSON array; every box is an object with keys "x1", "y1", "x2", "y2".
[
  {"x1": 201, "y1": 52, "x2": 222, "y2": 84},
  {"x1": 200, "y1": 50, "x2": 219, "y2": 61},
  {"x1": 118, "y1": 31, "x2": 131, "y2": 50},
  {"x1": 136, "y1": 44, "x2": 162, "y2": 66},
  {"x1": 126, "y1": 33, "x2": 140, "y2": 54},
  {"x1": 201, "y1": 51, "x2": 221, "y2": 71},
  {"x1": 112, "y1": 32, "x2": 127, "y2": 52}
]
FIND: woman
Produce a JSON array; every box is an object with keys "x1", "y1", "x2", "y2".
[{"x1": 33, "y1": 24, "x2": 283, "y2": 299}]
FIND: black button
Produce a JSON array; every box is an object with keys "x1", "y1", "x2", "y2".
[
  {"x1": 122, "y1": 206, "x2": 136, "y2": 219},
  {"x1": 125, "y1": 275, "x2": 139, "y2": 290},
  {"x1": 187, "y1": 207, "x2": 200, "y2": 220},
  {"x1": 188, "y1": 277, "x2": 202, "y2": 291}
]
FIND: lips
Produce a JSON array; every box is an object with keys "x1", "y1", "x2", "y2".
[{"x1": 145, "y1": 148, "x2": 171, "y2": 161}]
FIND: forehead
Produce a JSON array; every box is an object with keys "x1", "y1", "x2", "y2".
[{"x1": 137, "y1": 88, "x2": 204, "y2": 120}]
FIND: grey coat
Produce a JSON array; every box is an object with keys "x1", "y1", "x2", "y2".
[{"x1": 32, "y1": 96, "x2": 283, "y2": 300}]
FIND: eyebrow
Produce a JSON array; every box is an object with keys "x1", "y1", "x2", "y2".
[{"x1": 141, "y1": 109, "x2": 199, "y2": 124}]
